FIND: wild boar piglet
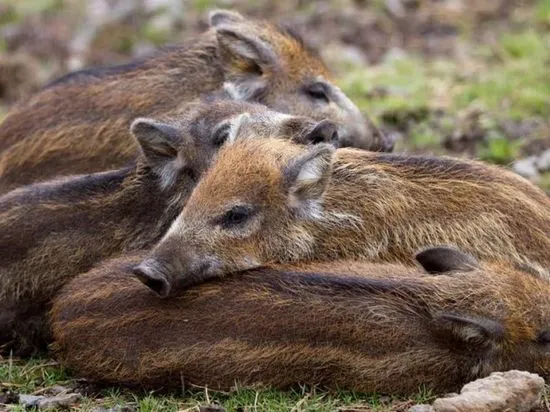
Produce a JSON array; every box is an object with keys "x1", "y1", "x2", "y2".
[
  {"x1": 53, "y1": 247, "x2": 550, "y2": 393},
  {"x1": 0, "y1": 9, "x2": 390, "y2": 192},
  {"x1": 135, "y1": 137, "x2": 550, "y2": 296},
  {"x1": 0, "y1": 99, "x2": 336, "y2": 355}
]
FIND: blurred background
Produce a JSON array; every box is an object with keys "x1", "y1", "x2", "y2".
[{"x1": 0, "y1": 0, "x2": 548, "y2": 191}]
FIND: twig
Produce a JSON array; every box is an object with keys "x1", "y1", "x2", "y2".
[
  {"x1": 290, "y1": 393, "x2": 310, "y2": 412},
  {"x1": 26, "y1": 361, "x2": 59, "y2": 372},
  {"x1": 8, "y1": 351, "x2": 13, "y2": 382},
  {"x1": 178, "y1": 407, "x2": 199, "y2": 412},
  {"x1": 185, "y1": 382, "x2": 230, "y2": 395}
]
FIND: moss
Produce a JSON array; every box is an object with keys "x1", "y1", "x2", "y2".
[
  {"x1": 409, "y1": 123, "x2": 444, "y2": 150},
  {"x1": 142, "y1": 23, "x2": 171, "y2": 47},
  {"x1": 193, "y1": 0, "x2": 219, "y2": 13},
  {"x1": 478, "y1": 133, "x2": 521, "y2": 165},
  {"x1": 538, "y1": 172, "x2": 550, "y2": 192},
  {"x1": 536, "y1": 0, "x2": 550, "y2": 26},
  {"x1": 455, "y1": 31, "x2": 550, "y2": 119}
]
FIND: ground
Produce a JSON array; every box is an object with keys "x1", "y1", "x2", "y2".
[{"x1": 0, "y1": 0, "x2": 549, "y2": 410}]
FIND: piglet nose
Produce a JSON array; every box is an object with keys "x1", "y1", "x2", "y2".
[
  {"x1": 133, "y1": 259, "x2": 172, "y2": 298},
  {"x1": 307, "y1": 119, "x2": 339, "y2": 145}
]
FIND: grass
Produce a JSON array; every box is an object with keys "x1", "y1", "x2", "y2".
[
  {"x1": 1, "y1": 1, "x2": 550, "y2": 411},
  {"x1": 0, "y1": 357, "x2": 437, "y2": 411},
  {"x1": 337, "y1": 16, "x2": 550, "y2": 160},
  {"x1": 2, "y1": 358, "x2": 548, "y2": 410}
]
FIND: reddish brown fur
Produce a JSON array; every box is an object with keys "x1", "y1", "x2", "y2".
[
  {"x1": 0, "y1": 10, "x2": 388, "y2": 194},
  {"x1": 0, "y1": 100, "x2": 334, "y2": 355},
  {"x1": 139, "y1": 138, "x2": 550, "y2": 293},
  {"x1": 51, "y1": 252, "x2": 550, "y2": 394}
]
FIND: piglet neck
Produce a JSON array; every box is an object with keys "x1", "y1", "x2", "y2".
[{"x1": 113, "y1": 164, "x2": 185, "y2": 250}]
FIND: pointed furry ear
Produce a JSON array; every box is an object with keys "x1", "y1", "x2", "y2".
[
  {"x1": 433, "y1": 313, "x2": 504, "y2": 348},
  {"x1": 227, "y1": 112, "x2": 251, "y2": 143},
  {"x1": 284, "y1": 144, "x2": 335, "y2": 218},
  {"x1": 131, "y1": 118, "x2": 182, "y2": 167},
  {"x1": 216, "y1": 26, "x2": 278, "y2": 70},
  {"x1": 415, "y1": 246, "x2": 479, "y2": 274},
  {"x1": 208, "y1": 9, "x2": 245, "y2": 27},
  {"x1": 215, "y1": 22, "x2": 280, "y2": 101}
]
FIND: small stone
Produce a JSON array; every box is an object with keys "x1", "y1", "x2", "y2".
[
  {"x1": 513, "y1": 156, "x2": 539, "y2": 178},
  {"x1": 322, "y1": 43, "x2": 369, "y2": 69},
  {"x1": 385, "y1": 0, "x2": 406, "y2": 18},
  {"x1": 107, "y1": 406, "x2": 137, "y2": 412},
  {"x1": 383, "y1": 47, "x2": 408, "y2": 63},
  {"x1": 432, "y1": 370, "x2": 544, "y2": 412},
  {"x1": 92, "y1": 406, "x2": 135, "y2": 412},
  {"x1": 441, "y1": 392, "x2": 459, "y2": 398},
  {"x1": 49, "y1": 385, "x2": 70, "y2": 395},
  {"x1": 37, "y1": 393, "x2": 82, "y2": 410},
  {"x1": 378, "y1": 395, "x2": 391, "y2": 403},
  {"x1": 536, "y1": 149, "x2": 550, "y2": 172},
  {"x1": 0, "y1": 390, "x2": 18, "y2": 405},
  {"x1": 408, "y1": 405, "x2": 434, "y2": 412},
  {"x1": 18, "y1": 394, "x2": 45, "y2": 407}
]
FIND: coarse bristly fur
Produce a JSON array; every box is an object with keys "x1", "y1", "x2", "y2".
[
  {"x1": 135, "y1": 137, "x2": 550, "y2": 295},
  {"x1": 0, "y1": 9, "x2": 390, "y2": 194},
  {"x1": 51, "y1": 248, "x2": 550, "y2": 394},
  {"x1": 0, "y1": 99, "x2": 337, "y2": 355}
]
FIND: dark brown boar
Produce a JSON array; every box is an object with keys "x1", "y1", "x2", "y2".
[
  {"x1": 0, "y1": 10, "x2": 390, "y2": 194},
  {"x1": 51, "y1": 247, "x2": 550, "y2": 394},
  {"x1": 0, "y1": 99, "x2": 336, "y2": 355},
  {"x1": 135, "y1": 138, "x2": 550, "y2": 296}
]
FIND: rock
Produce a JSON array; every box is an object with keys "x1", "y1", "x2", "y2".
[
  {"x1": 0, "y1": 390, "x2": 18, "y2": 405},
  {"x1": 37, "y1": 393, "x2": 82, "y2": 410},
  {"x1": 18, "y1": 394, "x2": 45, "y2": 407},
  {"x1": 106, "y1": 406, "x2": 137, "y2": 412},
  {"x1": 432, "y1": 370, "x2": 544, "y2": 412},
  {"x1": 536, "y1": 149, "x2": 550, "y2": 173},
  {"x1": 408, "y1": 405, "x2": 434, "y2": 412},
  {"x1": 322, "y1": 43, "x2": 369, "y2": 69},
  {"x1": 49, "y1": 385, "x2": 70, "y2": 395},
  {"x1": 441, "y1": 392, "x2": 459, "y2": 398},
  {"x1": 383, "y1": 47, "x2": 408, "y2": 63},
  {"x1": 385, "y1": 0, "x2": 406, "y2": 18},
  {"x1": 513, "y1": 156, "x2": 539, "y2": 179}
]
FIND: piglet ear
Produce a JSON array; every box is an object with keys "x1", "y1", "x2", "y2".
[
  {"x1": 208, "y1": 9, "x2": 245, "y2": 27},
  {"x1": 227, "y1": 112, "x2": 251, "y2": 143},
  {"x1": 284, "y1": 144, "x2": 335, "y2": 218},
  {"x1": 433, "y1": 313, "x2": 504, "y2": 349},
  {"x1": 131, "y1": 118, "x2": 182, "y2": 167},
  {"x1": 214, "y1": 17, "x2": 280, "y2": 101},
  {"x1": 415, "y1": 246, "x2": 479, "y2": 274}
]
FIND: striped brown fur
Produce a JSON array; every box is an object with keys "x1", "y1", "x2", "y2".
[
  {"x1": 51, "y1": 249, "x2": 550, "y2": 394},
  {"x1": 0, "y1": 10, "x2": 389, "y2": 194},
  {"x1": 0, "y1": 100, "x2": 336, "y2": 355},
  {"x1": 136, "y1": 137, "x2": 550, "y2": 294}
]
